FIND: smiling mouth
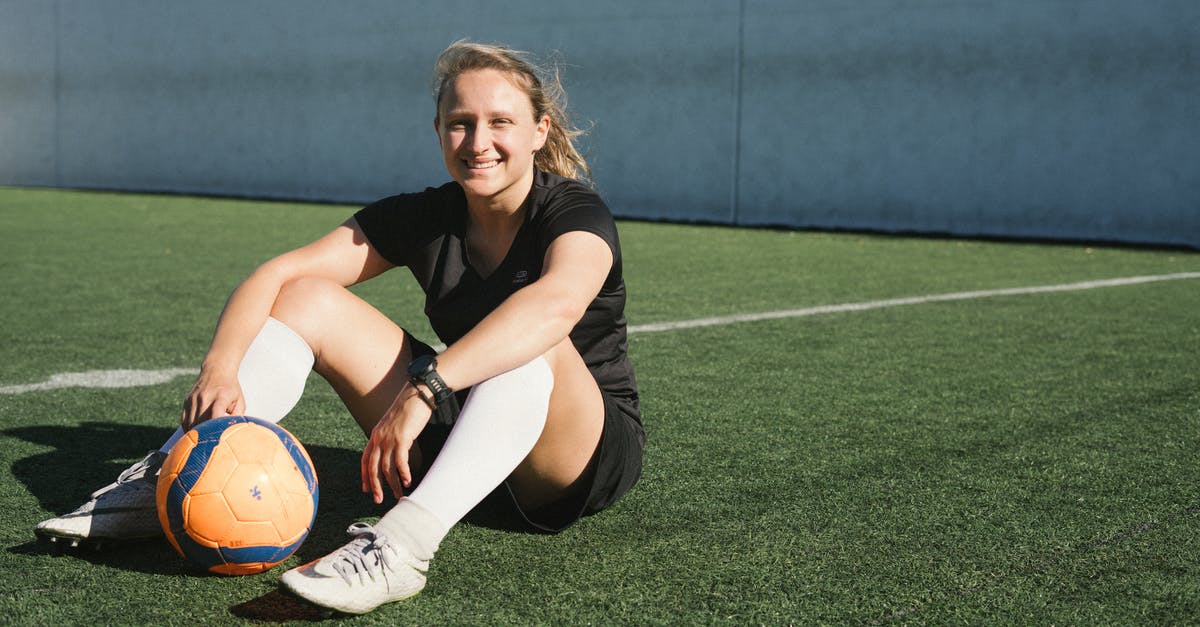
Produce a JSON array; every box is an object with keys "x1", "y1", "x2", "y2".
[{"x1": 465, "y1": 159, "x2": 499, "y2": 170}]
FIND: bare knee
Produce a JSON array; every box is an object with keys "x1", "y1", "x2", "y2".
[{"x1": 269, "y1": 277, "x2": 344, "y2": 343}]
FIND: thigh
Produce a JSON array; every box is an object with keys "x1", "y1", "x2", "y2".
[
  {"x1": 507, "y1": 337, "x2": 607, "y2": 511},
  {"x1": 501, "y1": 391, "x2": 643, "y2": 532},
  {"x1": 268, "y1": 276, "x2": 414, "y2": 436}
]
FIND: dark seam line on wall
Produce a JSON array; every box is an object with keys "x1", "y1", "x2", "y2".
[
  {"x1": 53, "y1": 0, "x2": 62, "y2": 187},
  {"x1": 731, "y1": 0, "x2": 746, "y2": 225}
]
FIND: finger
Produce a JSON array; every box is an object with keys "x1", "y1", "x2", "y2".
[
  {"x1": 386, "y1": 449, "x2": 405, "y2": 497},
  {"x1": 213, "y1": 390, "x2": 237, "y2": 418},
  {"x1": 381, "y1": 458, "x2": 400, "y2": 497},
  {"x1": 201, "y1": 386, "x2": 234, "y2": 422},
  {"x1": 398, "y1": 445, "x2": 412, "y2": 490},
  {"x1": 360, "y1": 440, "x2": 373, "y2": 495},
  {"x1": 181, "y1": 393, "x2": 199, "y2": 430},
  {"x1": 367, "y1": 444, "x2": 385, "y2": 505},
  {"x1": 376, "y1": 442, "x2": 400, "y2": 499}
]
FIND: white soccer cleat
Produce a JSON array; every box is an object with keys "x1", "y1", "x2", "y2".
[
  {"x1": 280, "y1": 522, "x2": 428, "y2": 615},
  {"x1": 35, "y1": 450, "x2": 166, "y2": 545}
]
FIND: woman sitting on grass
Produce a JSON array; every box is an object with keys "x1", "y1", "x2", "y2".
[{"x1": 36, "y1": 40, "x2": 644, "y2": 615}]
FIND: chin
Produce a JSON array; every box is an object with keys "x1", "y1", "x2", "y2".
[{"x1": 457, "y1": 178, "x2": 505, "y2": 200}]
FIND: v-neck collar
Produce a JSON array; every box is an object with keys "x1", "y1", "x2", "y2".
[{"x1": 457, "y1": 191, "x2": 535, "y2": 283}]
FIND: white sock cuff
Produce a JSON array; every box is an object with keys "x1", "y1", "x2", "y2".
[
  {"x1": 258, "y1": 316, "x2": 315, "y2": 369},
  {"x1": 238, "y1": 316, "x2": 314, "y2": 423},
  {"x1": 482, "y1": 355, "x2": 553, "y2": 395},
  {"x1": 377, "y1": 497, "x2": 449, "y2": 561}
]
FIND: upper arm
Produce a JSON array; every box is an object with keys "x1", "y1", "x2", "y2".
[
  {"x1": 538, "y1": 230, "x2": 614, "y2": 318},
  {"x1": 257, "y1": 217, "x2": 394, "y2": 288}
]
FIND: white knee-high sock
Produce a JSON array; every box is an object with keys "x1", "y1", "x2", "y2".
[
  {"x1": 235, "y1": 316, "x2": 315, "y2": 422},
  {"x1": 159, "y1": 316, "x2": 314, "y2": 452},
  {"x1": 375, "y1": 356, "x2": 554, "y2": 559}
]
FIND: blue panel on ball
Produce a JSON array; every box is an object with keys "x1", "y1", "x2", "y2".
[
  {"x1": 176, "y1": 415, "x2": 256, "y2": 493},
  {"x1": 218, "y1": 533, "x2": 309, "y2": 567}
]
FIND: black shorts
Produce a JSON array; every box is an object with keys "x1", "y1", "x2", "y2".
[{"x1": 408, "y1": 334, "x2": 644, "y2": 533}]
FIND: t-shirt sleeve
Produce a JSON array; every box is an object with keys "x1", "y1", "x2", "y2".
[
  {"x1": 353, "y1": 188, "x2": 447, "y2": 268},
  {"x1": 537, "y1": 183, "x2": 621, "y2": 260}
]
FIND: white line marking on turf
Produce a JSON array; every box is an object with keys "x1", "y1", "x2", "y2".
[
  {"x1": 627, "y1": 272, "x2": 1200, "y2": 334},
  {"x1": 2, "y1": 272, "x2": 1197, "y2": 394},
  {"x1": 0, "y1": 368, "x2": 197, "y2": 395}
]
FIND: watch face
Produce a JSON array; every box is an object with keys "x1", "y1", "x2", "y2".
[{"x1": 409, "y1": 354, "x2": 435, "y2": 377}]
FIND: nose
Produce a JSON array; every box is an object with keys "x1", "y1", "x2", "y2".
[{"x1": 468, "y1": 126, "x2": 492, "y2": 154}]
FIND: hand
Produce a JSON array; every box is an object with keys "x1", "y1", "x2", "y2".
[
  {"x1": 361, "y1": 383, "x2": 434, "y2": 504},
  {"x1": 181, "y1": 366, "x2": 246, "y2": 430}
]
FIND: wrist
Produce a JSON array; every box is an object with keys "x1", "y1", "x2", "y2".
[
  {"x1": 199, "y1": 357, "x2": 239, "y2": 377},
  {"x1": 407, "y1": 354, "x2": 454, "y2": 408},
  {"x1": 406, "y1": 381, "x2": 438, "y2": 411}
]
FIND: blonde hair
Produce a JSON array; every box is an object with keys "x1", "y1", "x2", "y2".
[{"x1": 433, "y1": 41, "x2": 592, "y2": 185}]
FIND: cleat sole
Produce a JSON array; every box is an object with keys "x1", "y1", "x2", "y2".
[{"x1": 35, "y1": 528, "x2": 158, "y2": 552}]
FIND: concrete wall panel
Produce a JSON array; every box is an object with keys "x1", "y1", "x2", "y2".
[
  {"x1": 1, "y1": 1, "x2": 1196, "y2": 247},
  {"x1": 737, "y1": 0, "x2": 1200, "y2": 246},
  {"x1": 0, "y1": 1, "x2": 57, "y2": 185}
]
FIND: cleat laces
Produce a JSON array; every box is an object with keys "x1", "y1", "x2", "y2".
[
  {"x1": 91, "y1": 450, "x2": 166, "y2": 499},
  {"x1": 329, "y1": 523, "x2": 400, "y2": 588}
]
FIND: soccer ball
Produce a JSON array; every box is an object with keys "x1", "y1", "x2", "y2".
[{"x1": 156, "y1": 415, "x2": 319, "y2": 575}]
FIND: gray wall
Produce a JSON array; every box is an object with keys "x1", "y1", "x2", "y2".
[{"x1": 2, "y1": 1, "x2": 1197, "y2": 248}]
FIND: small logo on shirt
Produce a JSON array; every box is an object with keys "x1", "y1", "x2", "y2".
[{"x1": 512, "y1": 270, "x2": 530, "y2": 286}]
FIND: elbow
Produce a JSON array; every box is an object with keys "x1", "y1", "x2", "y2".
[
  {"x1": 545, "y1": 294, "x2": 588, "y2": 335},
  {"x1": 250, "y1": 255, "x2": 301, "y2": 286}
]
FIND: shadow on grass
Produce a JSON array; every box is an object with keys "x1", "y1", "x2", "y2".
[
  {"x1": 230, "y1": 589, "x2": 334, "y2": 622},
  {"x1": 6, "y1": 421, "x2": 173, "y2": 513}
]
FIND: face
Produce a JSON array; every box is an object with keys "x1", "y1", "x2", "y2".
[{"x1": 435, "y1": 68, "x2": 550, "y2": 210}]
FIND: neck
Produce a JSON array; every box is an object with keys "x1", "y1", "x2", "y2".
[
  {"x1": 468, "y1": 201, "x2": 525, "y2": 237},
  {"x1": 463, "y1": 187, "x2": 528, "y2": 278},
  {"x1": 465, "y1": 168, "x2": 535, "y2": 235}
]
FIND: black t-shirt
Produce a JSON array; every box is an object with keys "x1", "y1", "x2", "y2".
[{"x1": 354, "y1": 169, "x2": 639, "y2": 419}]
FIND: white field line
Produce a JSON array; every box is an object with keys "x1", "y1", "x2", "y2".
[
  {"x1": 0, "y1": 368, "x2": 198, "y2": 395},
  {"x1": 628, "y1": 271, "x2": 1200, "y2": 334},
  {"x1": 2, "y1": 272, "x2": 1198, "y2": 394}
]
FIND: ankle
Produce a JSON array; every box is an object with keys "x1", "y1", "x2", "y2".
[{"x1": 374, "y1": 498, "x2": 448, "y2": 561}]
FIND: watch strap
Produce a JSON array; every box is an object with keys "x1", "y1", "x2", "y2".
[{"x1": 408, "y1": 355, "x2": 454, "y2": 407}]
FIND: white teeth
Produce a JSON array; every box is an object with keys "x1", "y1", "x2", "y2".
[{"x1": 467, "y1": 160, "x2": 498, "y2": 169}]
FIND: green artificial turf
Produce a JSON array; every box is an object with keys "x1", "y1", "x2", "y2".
[{"x1": 1, "y1": 187, "x2": 1198, "y2": 624}]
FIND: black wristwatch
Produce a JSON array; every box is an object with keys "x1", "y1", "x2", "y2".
[{"x1": 407, "y1": 354, "x2": 454, "y2": 408}]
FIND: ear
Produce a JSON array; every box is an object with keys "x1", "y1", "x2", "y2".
[
  {"x1": 433, "y1": 117, "x2": 446, "y2": 149},
  {"x1": 533, "y1": 114, "x2": 551, "y2": 151}
]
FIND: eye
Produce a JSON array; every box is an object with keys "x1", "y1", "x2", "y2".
[
  {"x1": 446, "y1": 119, "x2": 470, "y2": 131},
  {"x1": 491, "y1": 118, "x2": 514, "y2": 128}
]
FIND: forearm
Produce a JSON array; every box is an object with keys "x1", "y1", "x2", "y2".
[
  {"x1": 201, "y1": 264, "x2": 289, "y2": 375},
  {"x1": 434, "y1": 231, "x2": 612, "y2": 391},
  {"x1": 436, "y1": 281, "x2": 582, "y2": 390}
]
